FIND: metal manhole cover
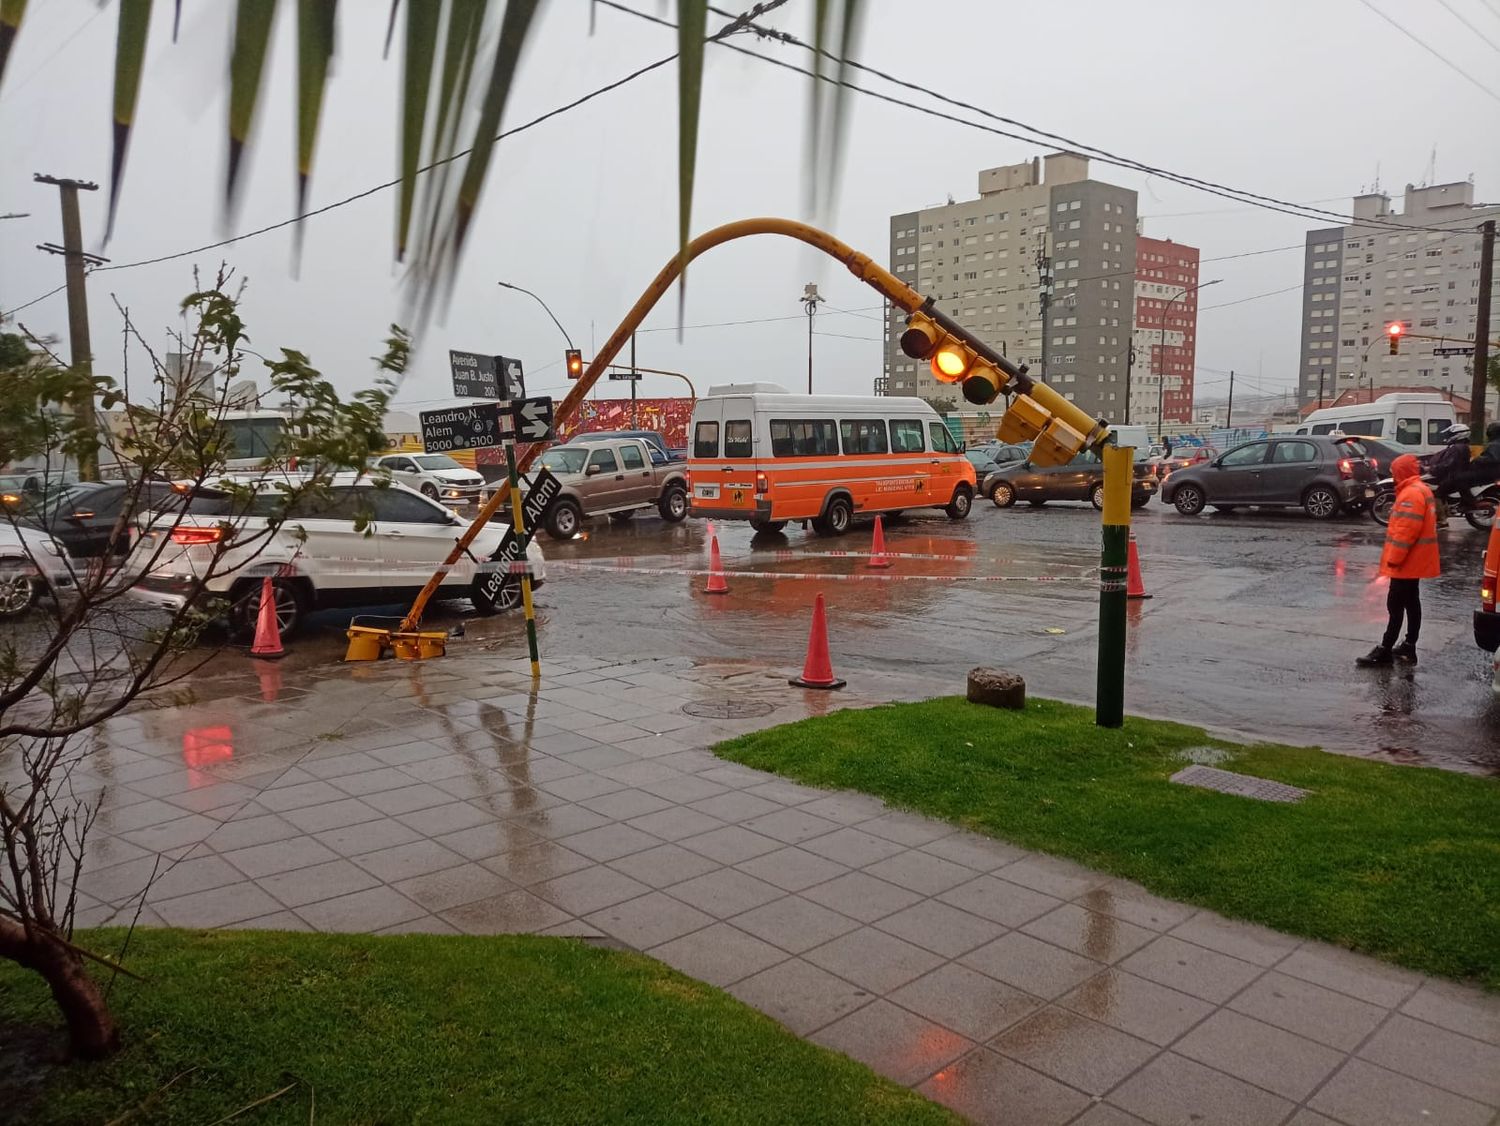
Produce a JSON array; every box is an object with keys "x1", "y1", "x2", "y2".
[
  {"x1": 1170, "y1": 765, "x2": 1308, "y2": 803},
  {"x1": 682, "y1": 700, "x2": 775, "y2": 719}
]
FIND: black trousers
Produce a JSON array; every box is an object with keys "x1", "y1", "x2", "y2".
[{"x1": 1382, "y1": 578, "x2": 1422, "y2": 649}]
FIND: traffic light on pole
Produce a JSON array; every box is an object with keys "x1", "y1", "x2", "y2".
[
  {"x1": 899, "y1": 310, "x2": 998, "y2": 405},
  {"x1": 1387, "y1": 322, "x2": 1403, "y2": 355},
  {"x1": 565, "y1": 349, "x2": 584, "y2": 379}
]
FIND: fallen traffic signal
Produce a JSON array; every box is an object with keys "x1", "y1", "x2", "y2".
[{"x1": 898, "y1": 308, "x2": 1004, "y2": 405}]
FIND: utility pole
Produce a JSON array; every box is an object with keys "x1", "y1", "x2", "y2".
[
  {"x1": 1318, "y1": 367, "x2": 1326, "y2": 409},
  {"x1": 1123, "y1": 343, "x2": 1136, "y2": 424},
  {"x1": 1470, "y1": 219, "x2": 1494, "y2": 437},
  {"x1": 801, "y1": 283, "x2": 823, "y2": 393},
  {"x1": 35, "y1": 174, "x2": 104, "y2": 480},
  {"x1": 1035, "y1": 240, "x2": 1053, "y2": 378},
  {"x1": 1226, "y1": 370, "x2": 1235, "y2": 429}
]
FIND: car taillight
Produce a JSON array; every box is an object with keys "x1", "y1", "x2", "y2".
[
  {"x1": 755, "y1": 472, "x2": 769, "y2": 494},
  {"x1": 1338, "y1": 458, "x2": 1353, "y2": 479},
  {"x1": 171, "y1": 526, "x2": 225, "y2": 545}
]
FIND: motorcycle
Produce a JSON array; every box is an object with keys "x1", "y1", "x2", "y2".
[{"x1": 1368, "y1": 472, "x2": 1498, "y2": 531}]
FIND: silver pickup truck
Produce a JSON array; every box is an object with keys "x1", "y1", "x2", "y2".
[{"x1": 535, "y1": 438, "x2": 689, "y2": 539}]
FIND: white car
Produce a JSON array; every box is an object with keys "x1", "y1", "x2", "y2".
[
  {"x1": 128, "y1": 476, "x2": 544, "y2": 637},
  {"x1": 0, "y1": 522, "x2": 76, "y2": 618},
  {"x1": 371, "y1": 453, "x2": 486, "y2": 507}
]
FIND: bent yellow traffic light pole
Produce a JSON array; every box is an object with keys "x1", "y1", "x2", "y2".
[{"x1": 398, "y1": 217, "x2": 1107, "y2": 632}]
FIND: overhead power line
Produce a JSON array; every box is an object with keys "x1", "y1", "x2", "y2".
[
  {"x1": 1356, "y1": 0, "x2": 1500, "y2": 104},
  {"x1": 0, "y1": 283, "x2": 69, "y2": 320},
  {"x1": 1432, "y1": 0, "x2": 1500, "y2": 55}
]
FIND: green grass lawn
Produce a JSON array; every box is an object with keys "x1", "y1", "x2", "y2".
[
  {"x1": 717, "y1": 697, "x2": 1500, "y2": 989},
  {"x1": 0, "y1": 929, "x2": 955, "y2": 1125}
]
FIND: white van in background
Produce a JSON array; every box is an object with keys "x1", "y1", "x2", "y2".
[{"x1": 1291, "y1": 392, "x2": 1457, "y2": 455}]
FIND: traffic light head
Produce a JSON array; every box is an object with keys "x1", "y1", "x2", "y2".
[
  {"x1": 1387, "y1": 322, "x2": 1403, "y2": 355},
  {"x1": 901, "y1": 313, "x2": 974, "y2": 385},
  {"x1": 565, "y1": 348, "x2": 584, "y2": 378}
]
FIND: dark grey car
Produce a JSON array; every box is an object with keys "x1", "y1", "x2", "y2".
[{"x1": 1161, "y1": 435, "x2": 1376, "y2": 519}]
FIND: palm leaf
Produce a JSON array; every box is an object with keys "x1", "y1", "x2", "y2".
[
  {"x1": 0, "y1": 0, "x2": 27, "y2": 89},
  {"x1": 107, "y1": 0, "x2": 153, "y2": 240},
  {"x1": 396, "y1": 0, "x2": 438, "y2": 261},
  {"x1": 294, "y1": 0, "x2": 337, "y2": 246},
  {"x1": 676, "y1": 0, "x2": 707, "y2": 308},
  {"x1": 227, "y1": 0, "x2": 278, "y2": 201},
  {"x1": 416, "y1": 0, "x2": 486, "y2": 266},
  {"x1": 807, "y1": 0, "x2": 861, "y2": 214}
]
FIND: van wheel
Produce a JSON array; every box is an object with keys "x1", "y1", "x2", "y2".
[
  {"x1": 545, "y1": 499, "x2": 582, "y2": 540},
  {"x1": 658, "y1": 484, "x2": 688, "y2": 523},
  {"x1": 812, "y1": 496, "x2": 853, "y2": 536},
  {"x1": 945, "y1": 484, "x2": 973, "y2": 520},
  {"x1": 229, "y1": 578, "x2": 304, "y2": 641},
  {"x1": 749, "y1": 517, "x2": 787, "y2": 534}
]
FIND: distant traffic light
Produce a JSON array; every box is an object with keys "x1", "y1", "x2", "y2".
[
  {"x1": 565, "y1": 349, "x2": 584, "y2": 379},
  {"x1": 1387, "y1": 322, "x2": 1404, "y2": 355}
]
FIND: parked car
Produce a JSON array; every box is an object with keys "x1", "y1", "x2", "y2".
[
  {"x1": 128, "y1": 476, "x2": 545, "y2": 636},
  {"x1": 969, "y1": 441, "x2": 1030, "y2": 468},
  {"x1": 1156, "y1": 444, "x2": 1218, "y2": 479},
  {"x1": 536, "y1": 438, "x2": 689, "y2": 539},
  {"x1": 1347, "y1": 437, "x2": 1405, "y2": 477},
  {"x1": 22, "y1": 480, "x2": 207, "y2": 558},
  {"x1": 0, "y1": 521, "x2": 75, "y2": 618},
  {"x1": 566, "y1": 429, "x2": 680, "y2": 465},
  {"x1": 989, "y1": 448, "x2": 1157, "y2": 510},
  {"x1": 965, "y1": 450, "x2": 1007, "y2": 499},
  {"x1": 1160, "y1": 436, "x2": 1376, "y2": 519},
  {"x1": 371, "y1": 452, "x2": 486, "y2": 506}
]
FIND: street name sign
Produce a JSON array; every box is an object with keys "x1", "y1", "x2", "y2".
[{"x1": 420, "y1": 403, "x2": 506, "y2": 452}]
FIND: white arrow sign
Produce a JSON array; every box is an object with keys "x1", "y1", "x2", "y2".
[{"x1": 511, "y1": 396, "x2": 555, "y2": 443}]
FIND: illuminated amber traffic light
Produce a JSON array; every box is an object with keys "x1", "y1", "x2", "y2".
[
  {"x1": 1387, "y1": 322, "x2": 1403, "y2": 355},
  {"x1": 565, "y1": 349, "x2": 584, "y2": 378}
]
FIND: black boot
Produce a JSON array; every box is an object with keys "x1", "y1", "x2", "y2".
[
  {"x1": 1392, "y1": 641, "x2": 1418, "y2": 665},
  {"x1": 1356, "y1": 646, "x2": 1394, "y2": 667}
]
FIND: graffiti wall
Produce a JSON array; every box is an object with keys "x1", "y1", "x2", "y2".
[{"x1": 556, "y1": 398, "x2": 695, "y2": 447}]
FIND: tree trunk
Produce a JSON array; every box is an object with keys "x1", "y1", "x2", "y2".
[{"x1": 0, "y1": 920, "x2": 120, "y2": 1059}]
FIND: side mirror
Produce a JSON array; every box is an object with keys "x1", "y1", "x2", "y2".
[{"x1": 585, "y1": 463, "x2": 603, "y2": 477}]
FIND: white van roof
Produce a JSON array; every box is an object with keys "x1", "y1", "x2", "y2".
[
  {"x1": 705, "y1": 382, "x2": 792, "y2": 396},
  {"x1": 699, "y1": 385, "x2": 938, "y2": 415}
]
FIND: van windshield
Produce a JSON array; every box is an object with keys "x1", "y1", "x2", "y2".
[{"x1": 221, "y1": 417, "x2": 286, "y2": 459}]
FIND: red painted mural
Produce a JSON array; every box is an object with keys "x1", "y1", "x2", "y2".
[{"x1": 476, "y1": 397, "x2": 694, "y2": 469}]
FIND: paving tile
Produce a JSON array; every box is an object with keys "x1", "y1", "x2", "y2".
[
  {"x1": 861, "y1": 849, "x2": 976, "y2": 896},
  {"x1": 647, "y1": 922, "x2": 788, "y2": 987},
  {"x1": 1077, "y1": 882, "x2": 1197, "y2": 933},
  {"x1": 241, "y1": 910, "x2": 313, "y2": 932},
  {"x1": 799, "y1": 827, "x2": 910, "y2": 868},
  {"x1": 258, "y1": 858, "x2": 382, "y2": 909},
  {"x1": 937, "y1": 875, "x2": 1063, "y2": 928},
  {"x1": 1277, "y1": 943, "x2": 1424, "y2": 1008},
  {"x1": 624, "y1": 806, "x2": 724, "y2": 843},
  {"x1": 1118, "y1": 934, "x2": 1262, "y2": 1004},
  {"x1": 153, "y1": 881, "x2": 284, "y2": 928},
  {"x1": 312, "y1": 818, "x2": 424, "y2": 858},
  {"x1": 1309, "y1": 1058, "x2": 1494, "y2": 1126},
  {"x1": 856, "y1": 810, "x2": 954, "y2": 848},
  {"x1": 1400, "y1": 979, "x2": 1500, "y2": 1048},
  {"x1": 792, "y1": 792, "x2": 887, "y2": 825},
  {"x1": 532, "y1": 866, "x2": 651, "y2": 916},
  {"x1": 1058, "y1": 968, "x2": 1216, "y2": 1047},
  {"x1": 432, "y1": 822, "x2": 542, "y2": 862},
  {"x1": 677, "y1": 824, "x2": 782, "y2": 864},
  {"x1": 960, "y1": 932, "x2": 1104, "y2": 1000},
  {"x1": 917, "y1": 1047, "x2": 1091, "y2": 1126},
  {"x1": 377, "y1": 915, "x2": 460, "y2": 936},
  {"x1": 597, "y1": 761, "x2": 683, "y2": 788},
  {"x1": 352, "y1": 838, "x2": 467, "y2": 883},
  {"x1": 481, "y1": 842, "x2": 595, "y2": 886},
  {"x1": 739, "y1": 807, "x2": 843, "y2": 845},
  {"x1": 1358, "y1": 1012, "x2": 1500, "y2": 1106},
  {"x1": 504, "y1": 803, "x2": 611, "y2": 840},
  {"x1": 394, "y1": 800, "x2": 496, "y2": 838},
  {"x1": 555, "y1": 823, "x2": 662, "y2": 863},
  {"x1": 667, "y1": 868, "x2": 783, "y2": 917},
  {"x1": 1228, "y1": 970, "x2": 1387, "y2": 1051},
  {"x1": 813, "y1": 1000, "x2": 974, "y2": 1087},
  {"x1": 993, "y1": 1007, "x2": 1157, "y2": 1096},
  {"x1": 1169, "y1": 910, "x2": 1302, "y2": 968},
  {"x1": 440, "y1": 890, "x2": 571, "y2": 935},
  {"x1": 201, "y1": 812, "x2": 307, "y2": 856},
  {"x1": 120, "y1": 812, "x2": 219, "y2": 853},
  {"x1": 919, "y1": 831, "x2": 1027, "y2": 872},
  {"x1": 874, "y1": 899, "x2": 1007, "y2": 959},
  {"x1": 890, "y1": 963, "x2": 1041, "y2": 1041},
  {"x1": 255, "y1": 779, "x2": 350, "y2": 812},
  {"x1": 538, "y1": 772, "x2": 629, "y2": 803},
  {"x1": 138, "y1": 854, "x2": 243, "y2": 901},
  {"x1": 995, "y1": 855, "x2": 1109, "y2": 900},
  {"x1": 222, "y1": 835, "x2": 341, "y2": 879},
  {"x1": 730, "y1": 895, "x2": 861, "y2": 954},
  {"x1": 560, "y1": 744, "x2": 638, "y2": 771},
  {"x1": 687, "y1": 791, "x2": 785, "y2": 824},
  {"x1": 607, "y1": 843, "x2": 721, "y2": 888},
  {"x1": 329, "y1": 766, "x2": 425, "y2": 797},
  {"x1": 1282, "y1": 1114, "x2": 1342, "y2": 1126},
  {"x1": 1070, "y1": 1106, "x2": 1152, "y2": 1126},
  {"x1": 1021, "y1": 903, "x2": 1155, "y2": 964},
  {"x1": 741, "y1": 779, "x2": 823, "y2": 806},
  {"x1": 727, "y1": 957, "x2": 875, "y2": 1036},
  {"x1": 1175, "y1": 1008, "x2": 1343, "y2": 1101},
  {"x1": 636, "y1": 774, "x2": 730, "y2": 804},
  {"x1": 399, "y1": 754, "x2": 481, "y2": 784},
  {"x1": 1109, "y1": 1053, "x2": 1294, "y2": 1126},
  {"x1": 367, "y1": 739, "x2": 454, "y2": 767},
  {"x1": 579, "y1": 787, "x2": 675, "y2": 820},
  {"x1": 297, "y1": 885, "x2": 427, "y2": 932},
  {"x1": 801, "y1": 871, "x2": 923, "y2": 923},
  {"x1": 393, "y1": 862, "x2": 514, "y2": 913},
  {"x1": 300, "y1": 750, "x2": 385, "y2": 779},
  {"x1": 362, "y1": 783, "x2": 454, "y2": 817},
  {"x1": 805, "y1": 926, "x2": 946, "y2": 993},
  {"x1": 279, "y1": 797, "x2": 385, "y2": 835},
  {"x1": 584, "y1": 891, "x2": 714, "y2": 949},
  {"x1": 734, "y1": 846, "x2": 849, "y2": 893}
]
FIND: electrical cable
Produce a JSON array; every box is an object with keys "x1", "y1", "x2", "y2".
[
  {"x1": 0, "y1": 283, "x2": 69, "y2": 320},
  {"x1": 1432, "y1": 0, "x2": 1500, "y2": 55},
  {"x1": 1356, "y1": 0, "x2": 1500, "y2": 103}
]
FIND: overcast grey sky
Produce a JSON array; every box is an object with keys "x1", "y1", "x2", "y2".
[{"x1": 3, "y1": 0, "x2": 1498, "y2": 413}]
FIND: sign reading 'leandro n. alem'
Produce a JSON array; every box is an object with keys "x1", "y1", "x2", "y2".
[{"x1": 420, "y1": 403, "x2": 507, "y2": 452}]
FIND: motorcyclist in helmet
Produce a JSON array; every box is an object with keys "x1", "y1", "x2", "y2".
[
  {"x1": 1450, "y1": 420, "x2": 1500, "y2": 502},
  {"x1": 1423, "y1": 423, "x2": 1472, "y2": 498}
]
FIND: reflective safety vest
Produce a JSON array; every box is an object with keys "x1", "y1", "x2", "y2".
[{"x1": 1380, "y1": 478, "x2": 1440, "y2": 579}]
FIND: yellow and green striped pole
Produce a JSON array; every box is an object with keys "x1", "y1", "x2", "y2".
[
  {"x1": 504, "y1": 442, "x2": 541, "y2": 679},
  {"x1": 1095, "y1": 444, "x2": 1133, "y2": 727}
]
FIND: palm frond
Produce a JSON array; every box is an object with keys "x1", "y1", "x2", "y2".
[
  {"x1": 108, "y1": 0, "x2": 154, "y2": 240},
  {"x1": 0, "y1": 0, "x2": 28, "y2": 89},
  {"x1": 294, "y1": 0, "x2": 338, "y2": 251},
  {"x1": 808, "y1": 0, "x2": 861, "y2": 215},
  {"x1": 676, "y1": 0, "x2": 707, "y2": 309},
  {"x1": 227, "y1": 0, "x2": 279, "y2": 202},
  {"x1": 416, "y1": 0, "x2": 486, "y2": 267},
  {"x1": 396, "y1": 0, "x2": 439, "y2": 261}
]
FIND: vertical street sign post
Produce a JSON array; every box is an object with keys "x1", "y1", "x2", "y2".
[
  {"x1": 1095, "y1": 444, "x2": 1133, "y2": 728},
  {"x1": 503, "y1": 433, "x2": 542, "y2": 679}
]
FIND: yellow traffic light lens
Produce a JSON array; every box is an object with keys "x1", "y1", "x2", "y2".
[{"x1": 933, "y1": 346, "x2": 968, "y2": 379}]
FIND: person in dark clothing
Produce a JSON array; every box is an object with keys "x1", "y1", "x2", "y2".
[
  {"x1": 1451, "y1": 421, "x2": 1500, "y2": 500},
  {"x1": 1424, "y1": 423, "x2": 1472, "y2": 494}
]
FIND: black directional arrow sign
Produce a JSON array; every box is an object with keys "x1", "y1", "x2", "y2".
[{"x1": 511, "y1": 396, "x2": 555, "y2": 443}]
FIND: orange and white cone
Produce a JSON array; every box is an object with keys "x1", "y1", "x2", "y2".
[
  {"x1": 1126, "y1": 532, "x2": 1151, "y2": 600},
  {"x1": 868, "y1": 515, "x2": 891, "y2": 569},
  {"x1": 790, "y1": 593, "x2": 846, "y2": 690},
  {"x1": 250, "y1": 576, "x2": 286, "y2": 658},
  {"x1": 704, "y1": 534, "x2": 729, "y2": 595}
]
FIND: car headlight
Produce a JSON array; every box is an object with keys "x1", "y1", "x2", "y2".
[{"x1": 38, "y1": 539, "x2": 63, "y2": 557}]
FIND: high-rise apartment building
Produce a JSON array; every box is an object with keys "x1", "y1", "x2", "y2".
[
  {"x1": 1297, "y1": 181, "x2": 1500, "y2": 409},
  {"x1": 1131, "y1": 236, "x2": 1202, "y2": 429},
  {"x1": 884, "y1": 153, "x2": 1138, "y2": 419}
]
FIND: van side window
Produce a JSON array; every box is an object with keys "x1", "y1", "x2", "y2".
[
  {"x1": 770, "y1": 419, "x2": 838, "y2": 457},
  {"x1": 1311, "y1": 423, "x2": 1336, "y2": 435},
  {"x1": 1428, "y1": 418, "x2": 1451, "y2": 445},
  {"x1": 839, "y1": 420, "x2": 889, "y2": 455},
  {"x1": 890, "y1": 419, "x2": 925, "y2": 453},
  {"x1": 928, "y1": 422, "x2": 959, "y2": 454},
  {"x1": 1396, "y1": 418, "x2": 1422, "y2": 446},
  {"x1": 1344, "y1": 419, "x2": 1383, "y2": 437},
  {"x1": 693, "y1": 422, "x2": 719, "y2": 458},
  {"x1": 724, "y1": 420, "x2": 753, "y2": 458}
]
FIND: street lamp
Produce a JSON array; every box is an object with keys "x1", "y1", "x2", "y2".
[
  {"x1": 1155, "y1": 278, "x2": 1221, "y2": 436},
  {"x1": 801, "y1": 282, "x2": 823, "y2": 393},
  {"x1": 497, "y1": 281, "x2": 575, "y2": 350}
]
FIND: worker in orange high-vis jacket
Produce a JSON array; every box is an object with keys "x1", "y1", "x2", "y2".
[{"x1": 1358, "y1": 453, "x2": 1441, "y2": 667}]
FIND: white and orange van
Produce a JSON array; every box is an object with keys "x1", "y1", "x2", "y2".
[{"x1": 687, "y1": 383, "x2": 978, "y2": 535}]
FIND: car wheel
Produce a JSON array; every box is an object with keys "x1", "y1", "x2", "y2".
[
  {"x1": 749, "y1": 518, "x2": 788, "y2": 534},
  {"x1": 658, "y1": 484, "x2": 688, "y2": 523},
  {"x1": 229, "y1": 578, "x2": 304, "y2": 641},
  {"x1": 1303, "y1": 486, "x2": 1340, "y2": 520},
  {"x1": 471, "y1": 575, "x2": 520, "y2": 616},
  {"x1": 991, "y1": 482, "x2": 1016, "y2": 508},
  {"x1": 545, "y1": 498, "x2": 582, "y2": 540},
  {"x1": 813, "y1": 495, "x2": 853, "y2": 536},
  {"x1": 420, "y1": 483, "x2": 439, "y2": 500},
  {"x1": 0, "y1": 560, "x2": 39, "y2": 619},
  {"x1": 1090, "y1": 483, "x2": 1106, "y2": 510},
  {"x1": 945, "y1": 484, "x2": 973, "y2": 520},
  {"x1": 1173, "y1": 484, "x2": 1206, "y2": 516}
]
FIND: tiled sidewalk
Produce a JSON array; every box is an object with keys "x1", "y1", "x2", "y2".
[{"x1": 49, "y1": 654, "x2": 1500, "y2": 1126}]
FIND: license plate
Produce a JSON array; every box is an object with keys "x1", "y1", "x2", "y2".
[
  {"x1": 695, "y1": 485, "x2": 719, "y2": 500},
  {"x1": 1364, "y1": 487, "x2": 1376, "y2": 498}
]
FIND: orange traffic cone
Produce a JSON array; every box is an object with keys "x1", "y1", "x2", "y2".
[
  {"x1": 1126, "y1": 532, "x2": 1152, "y2": 600},
  {"x1": 704, "y1": 534, "x2": 729, "y2": 595},
  {"x1": 250, "y1": 577, "x2": 286, "y2": 658},
  {"x1": 868, "y1": 515, "x2": 891, "y2": 569},
  {"x1": 790, "y1": 593, "x2": 846, "y2": 690},
  {"x1": 704, "y1": 520, "x2": 716, "y2": 555}
]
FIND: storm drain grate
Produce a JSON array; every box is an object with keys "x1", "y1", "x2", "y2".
[
  {"x1": 1170, "y1": 765, "x2": 1308, "y2": 804},
  {"x1": 682, "y1": 700, "x2": 776, "y2": 719}
]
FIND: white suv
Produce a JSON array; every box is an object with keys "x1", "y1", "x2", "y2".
[
  {"x1": 371, "y1": 453, "x2": 486, "y2": 506},
  {"x1": 129, "y1": 476, "x2": 544, "y2": 636}
]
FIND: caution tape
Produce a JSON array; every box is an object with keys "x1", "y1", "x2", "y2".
[
  {"x1": 545, "y1": 559, "x2": 1092, "y2": 584},
  {"x1": 764, "y1": 549, "x2": 1095, "y2": 567}
]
